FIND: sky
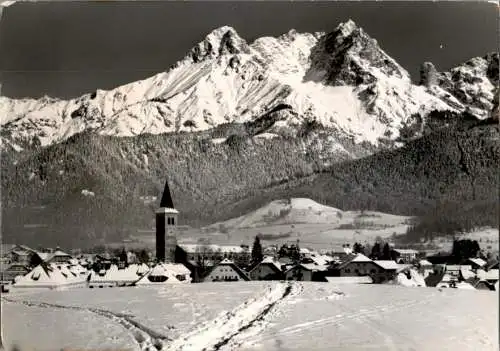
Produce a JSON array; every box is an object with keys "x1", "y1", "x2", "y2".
[{"x1": 0, "y1": 1, "x2": 497, "y2": 99}]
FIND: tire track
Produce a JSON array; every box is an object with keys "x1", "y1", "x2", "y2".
[{"x1": 3, "y1": 297, "x2": 171, "y2": 350}]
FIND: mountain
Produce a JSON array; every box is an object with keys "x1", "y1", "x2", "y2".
[
  {"x1": 1, "y1": 20, "x2": 497, "y2": 152},
  {"x1": 2, "y1": 115, "x2": 498, "y2": 248},
  {"x1": 1, "y1": 20, "x2": 498, "y2": 248}
]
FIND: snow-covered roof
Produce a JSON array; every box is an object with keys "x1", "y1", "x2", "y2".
[
  {"x1": 135, "y1": 263, "x2": 192, "y2": 285},
  {"x1": 52, "y1": 249, "x2": 71, "y2": 257},
  {"x1": 36, "y1": 252, "x2": 50, "y2": 261},
  {"x1": 162, "y1": 263, "x2": 191, "y2": 276},
  {"x1": 468, "y1": 258, "x2": 487, "y2": 267},
  {"x1": 419, "y1": 259, "x2": 433, "y2": 266},
  {"x1": 374, "y1": 260, "x2": 399, "y2": 270},
  {"x1": 300, "y1": 263, "x2": 329, "y2": 272},
  {"x1": 325, "y1": 276, "x2": 373, "y2": 284},
  {"x1": 300, "y1": 248, "x2": 311, "y2": 254},
  {"x1": 219, "y1": 258, "x2": 234, "y2": 265},
  {"x1": 393, "y1": 249, "x2": 419, "y2": 254},
  {"x1": 394, "y1": 269, "x2": 426, "y2": 287},
  {"x1": 258, "y1": 256, "x2": 282, "y2": 272},
  {"x1": 13, "y1": 264, "x2": 86, "y2": 288},
  {"x1": 179, "y1": 244, "x2": 245, "y2": 254},
  {"x1": 351, "y1": 253, "x2": 372, "y2": 263},
  {"x1": 476, "y1": 269, "x2": 499, "y2": 281},
  {"x1": 89, "y1": 264, "x2": 147, "y2": 283}
]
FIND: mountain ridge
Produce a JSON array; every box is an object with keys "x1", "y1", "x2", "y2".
[
  {"x1": 1, "y1": 20, "x2": 498, "y2": 248},
  {"x1": 2, "y1": 115, "x2": 498, "y2": 248},
  {"x1": 1, "y1": 20, "x2": 497, "y2": 152}
]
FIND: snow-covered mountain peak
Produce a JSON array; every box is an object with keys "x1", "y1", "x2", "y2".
[
  {"x1": 305, "y1": 20, "x2": 409, "y2": 86},
  {"x1": 424, "y1": 52, "x2": 499, "y2": 119},
  {"x1": 335, "y1": 18, "x2": 358, "y2": 38},
  {"x1": 0, "y1": 22, "x2": 495, "y2": 151},
  {"x1": 189, "y1": 26, "x2": 251, "y2": 63}
]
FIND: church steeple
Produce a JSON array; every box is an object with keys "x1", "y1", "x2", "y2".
[
  {"x1": 159, "y1": 179, "x2": 175, "y2": 209},
  {"x1": 156, "y1": 178, "x2": 179, "y2": 263}
]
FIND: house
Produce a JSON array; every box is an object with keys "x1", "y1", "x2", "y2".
[
  {"x1": 0, "y1": 264, "x2": 31, "y2": 284},
  {"x1": 135, "y1": 263, "x2": 191, "y2": 285},
  {"x1": 88, "y1": 263, "x2": 150, "y2": 288},
  {"x1": 332, "y1": 254, "x2": 382, "y2": 278},
  {"x1": 391, "y1": 249, "x2": 419, "y2": 264},
  {"x1": 284, "y1": 262, "x2": 329, "y2": 282},
  {"x1": 11, "y1": 263, "x2": 87, "y2": 290},
  {"x1": 372, "y1": 260, "x2": 401, "y2": 283},
  {"x1": 204, "y1": 259, "x2": 250, "y2": 282},
  {"x1": 7, "y1": 245, "x2": 39, "y2": 266},
  {"x1": 467, "y1": 258, "x2": 487, "y2": 271},
  {"x1": 249, "y1": 256, "x2": 284, "y2": 281},
  {"x1": 45, "y1": 247, "x2": 73, "y2": 264},
  {"x1": 445, "y1": 265, "x2": 472, "y2": 278},
  {"x1": 176, "y1": 243, "x2": 250, "y2": 268}
]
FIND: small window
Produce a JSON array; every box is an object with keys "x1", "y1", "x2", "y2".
[
  {"x1": 176, "y1": 274, "x2": 186, "y2": 281},
  {"x1": 148, "y1": 275, "x2": 168, "y2": 283},
  {"x1": 172, "y1": 217, "x2": 175, "y2": 225}
]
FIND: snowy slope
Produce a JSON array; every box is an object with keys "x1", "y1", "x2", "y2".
[
  {"x1": 3, "y1": 282, "x2": 498, "y2": 351},
  {"x1": 1, "y1": 20, "x2": 493, "y2": 150},
  {"x1": 207, "y1": 198, "x2": 412, "y2": 229}
]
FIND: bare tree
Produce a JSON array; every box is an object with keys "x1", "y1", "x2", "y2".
[{"x1": 195, "y1": 238, "x2": 214, "y2": 273}]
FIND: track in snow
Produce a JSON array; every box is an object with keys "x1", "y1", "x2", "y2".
[
  {"x1": 164, "y1": 282, "x2": 299, "y2": 351},
  {"x1": 2, "y1": 297, "x2": 171, "y2": 351}
]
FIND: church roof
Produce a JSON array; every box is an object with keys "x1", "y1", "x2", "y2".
[{"x1": 160, "y1": 178, "x2": 175, "y2": 209}]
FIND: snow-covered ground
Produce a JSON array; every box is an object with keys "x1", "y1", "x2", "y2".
[
  {"x1": 207, "y1": 198, "x2": 412, "y2": 230},
  {"x1": 157, "y1": 198, "x2": 413, "y2": 249},
  {"x1": 2, "y1": 282, "x2": 497, "y2": 351}
]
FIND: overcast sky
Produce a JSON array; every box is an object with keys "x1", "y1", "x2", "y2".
[{"x1": 0, "y1": 1, "x2": 497, "y2": 99}]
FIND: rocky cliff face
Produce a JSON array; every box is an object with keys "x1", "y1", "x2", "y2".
[
  {"x1": 421, "y1": 53, "x2": 499, "y2": 119},
  {"x1": 1, "y1": 20, "x2": 496, "y2": 153}
]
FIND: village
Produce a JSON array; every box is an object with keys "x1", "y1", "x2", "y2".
[{"x1": 1, "y1": 180, "x2": 499, "y2": 293}]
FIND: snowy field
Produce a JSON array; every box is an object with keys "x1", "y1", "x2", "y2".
[
  {"x1": 2, "y1": 282, "x2": 498, "y2": 351},
  {"x1": 133, "y1": 199, "x2": 412, "y2": 249}
]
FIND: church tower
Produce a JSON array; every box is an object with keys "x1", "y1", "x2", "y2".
[{"x1": 156, "y1": 178, "x2": 179, "y2": 263}]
